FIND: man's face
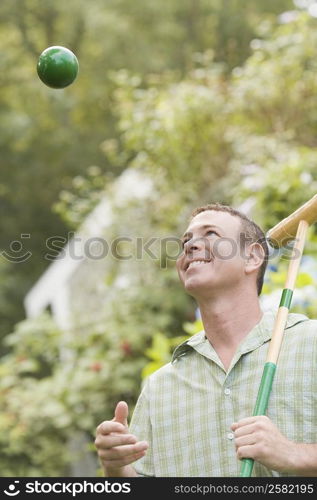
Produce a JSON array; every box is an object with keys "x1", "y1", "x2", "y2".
[{"x1": 176, "y1": 210, "x2": 248, "y2": 299}]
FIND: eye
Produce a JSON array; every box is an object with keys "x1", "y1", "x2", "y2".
[{"x1": 206, "y1": 230, "x2": 218, "y2": 237}]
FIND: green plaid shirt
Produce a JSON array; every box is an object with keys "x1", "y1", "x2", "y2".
[{"x1": 129, "y1": 309, "x2": 317, "y2": 477}]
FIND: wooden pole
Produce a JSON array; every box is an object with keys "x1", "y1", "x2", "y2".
[{"x1": 240, "y1": 219, "x2": 309, "y2": 477}]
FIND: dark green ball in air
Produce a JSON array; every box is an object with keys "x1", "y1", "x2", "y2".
[{"x1": 37, "y1": 46, "x2": 79, "y2": 89}]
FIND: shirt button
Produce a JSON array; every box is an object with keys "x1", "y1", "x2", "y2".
[
  {"x1": 227, "y1": 432, "x2": 234, "y2": 440},
  {"x1": 224, "y1": 388, "x2": 231, "y2": 395}
]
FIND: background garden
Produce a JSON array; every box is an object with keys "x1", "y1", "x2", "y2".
[{"x1": 1, "y1": 0, "x2": 317, "y2": 476}]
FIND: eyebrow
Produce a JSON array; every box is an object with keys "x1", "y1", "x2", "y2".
[{"x1": 181, "y1": 224, "x2": 222, "y2": 241}]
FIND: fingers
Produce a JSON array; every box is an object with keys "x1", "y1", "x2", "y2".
[
  {"x1": 95, "y1": 402, "x2": 148, "y2": 472},
  {"x1": 95, "y1": 433, "x2": 137, "y2": 449},
  {"x1": 234, "y1": 429, "x2": 260, "y2": 461},
  {"x1": 232, "y1": 416, "x2": 294, "y2": 470},
  {"x1": 231, "y1": 415, "x2": 269, "y2": 431},
  {"x1": 99, "y1": 441, "x2": 149, "y2": 461},
  {"x1": 103, "y1": 450, "x2": 148, "y2": 470},
  {"x1": 231, "y1": 416, "x2": 266, "y2": 460},
  {"x1": 234, "y1": 433, "x2": 257, "y2": 448},
  {"x1": 232, "y1": 423, "x2": 257, "y2": 438},
  {"x1": 97, "y1": 420, "x2": 127, "y2": 435},
  {"x1": 113, "y1": 401, "x2": 129, "y2": 427},
  {"x1": 95, "y1": 408, "x2": 149, "y2": 471},
  {"x1": 95, "y1": 419, "x2": 138, "y2": 452},
  {"x1": 236, "y1": 445, "x2": 257, "y2": 460},
  {"x1": 97, "y1": 440, "x2": 149, "y2": 469}
]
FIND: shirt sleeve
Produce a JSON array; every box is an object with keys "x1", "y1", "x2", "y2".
[{"x1": 129, "y1": 377, "x2": 155, "y2": 477}]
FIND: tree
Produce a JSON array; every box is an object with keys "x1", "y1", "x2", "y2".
[{"x1": 0, "y1": 0, "x2": 294, "y2": 343}]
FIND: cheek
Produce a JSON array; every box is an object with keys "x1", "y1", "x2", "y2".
[
  {"x1": 176, "y1": 256, "x2": 185, "y2": 277},
  {"x1": 212, "y1": 239, "x2": 239, "y2": 261},
  {"x1": 212, "y1": 243, "x2": 245, "y2": 278}
]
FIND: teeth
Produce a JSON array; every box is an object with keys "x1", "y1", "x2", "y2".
[{"x1": 187, "y1": 260, "x2": 209, "y2": 270}]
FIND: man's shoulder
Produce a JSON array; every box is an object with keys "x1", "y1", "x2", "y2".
[
  {"x1": 141, "y1": 362, "x2": 174, "y2": 393},
  {"x1": 286, "y1": 311, "x2": 317, "y2": 328},
  {"x1": 285, "y1": 311, "x2": 317, "y2": 342},
  {"x1": 172, "y1": 330, "x2": 205, "y2": 359}
]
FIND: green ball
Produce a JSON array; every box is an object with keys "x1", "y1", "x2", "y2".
[{"x1": 37, "y1": 46, "x2": 79, "y2": 89}]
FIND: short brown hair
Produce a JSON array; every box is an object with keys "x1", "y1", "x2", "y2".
[{"x1": 191, "y1": 203, "x2": 269, "y2": 295}]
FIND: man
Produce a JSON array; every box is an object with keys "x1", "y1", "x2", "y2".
[{"x1": 95, "y1": 203, "x2": 317, "y2": 477}]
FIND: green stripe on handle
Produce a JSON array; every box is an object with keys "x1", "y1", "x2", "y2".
[
  {"x1": 279, "y1": 288, "x2": 293, "y2": 308},
  {"x1": 240, "y1": 362, "x2": 277, "y2": 477}
]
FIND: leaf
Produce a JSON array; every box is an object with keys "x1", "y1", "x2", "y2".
[
  {"x1": 182, "y1": 319, "x2": 203, "y2": 335},
  {"x1": 296, "y1": 272, "x2": 314, "y2": 288},
  {"x1": 141, "y1": 361, "x2": 164, "y2": 378}
]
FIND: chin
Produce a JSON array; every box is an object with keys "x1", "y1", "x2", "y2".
[{"x1": 184, "y1": 278, "x2": 210, "y2": 294}]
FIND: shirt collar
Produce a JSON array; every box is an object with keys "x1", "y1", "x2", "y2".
[{"x1": 172, "y1": 309, "x2": 309, "y2": 363}]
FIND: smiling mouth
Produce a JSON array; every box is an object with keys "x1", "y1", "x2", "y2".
[{"x1": 186, "y1": 260, "x2": 211, "y2": 271}]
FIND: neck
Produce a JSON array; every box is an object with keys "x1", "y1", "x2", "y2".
[{"x1": 196, "y1": 288, "x2": 263, "y2": 368}]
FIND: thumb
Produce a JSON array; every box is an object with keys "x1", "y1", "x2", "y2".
[{"x1": 113, "y1": 401, "x2": 129, "y2": 427}]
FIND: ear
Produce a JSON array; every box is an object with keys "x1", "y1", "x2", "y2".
[{"x1": 244, "y1": 242, "x2": 265, "y2": 275}]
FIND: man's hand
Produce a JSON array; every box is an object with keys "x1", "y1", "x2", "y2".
[
  {"x1": 231, "y1": 415, "x2": 297, "y2": 473},
  {"x1": 95, "y1": 401, "x2": 149, "y2": 477}
]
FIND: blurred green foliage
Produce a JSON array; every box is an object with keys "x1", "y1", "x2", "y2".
[
  {"x1": 142, "y1": 319, "x2": 203, "y2": 378},
  {"x1": 0, "y1": 0, "x2": 293, "y2": 343}
]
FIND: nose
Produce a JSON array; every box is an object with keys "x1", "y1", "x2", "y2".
[{"x1": 184, "y1": 236, "x2": 205, "y2": 255}]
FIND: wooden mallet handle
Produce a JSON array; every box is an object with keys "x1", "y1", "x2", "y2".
[
  {"x1": 267, "y1": 194, "x2": 317, "y2": 248},
  {"x1": 240, "y1": 219, "x2": 309, "y2": 477}
]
